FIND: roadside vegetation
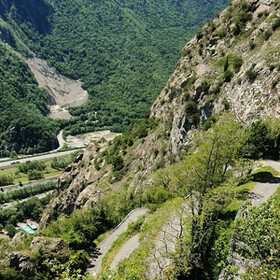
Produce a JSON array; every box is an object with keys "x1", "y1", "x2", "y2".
[{"x1": 0, "y1": 181, "x2": 55, "y2": 204}]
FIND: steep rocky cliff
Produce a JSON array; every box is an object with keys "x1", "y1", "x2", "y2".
[{"x1": 41, "y1": 0, "x2": 280, "y2": 225}]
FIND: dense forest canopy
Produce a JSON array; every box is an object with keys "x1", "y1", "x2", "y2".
[
  {"x1": 0, "y1": 0, "x2": 230, "y2": 154},
  {"x1": 0, "y1": 42, "x2": 58, "y2": 156}
]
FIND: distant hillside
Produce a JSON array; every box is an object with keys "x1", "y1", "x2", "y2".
[
  {"x1": 4, "y1": 0, "x2": 230, "y2": 133},
  {"x1": 0, "y1": 0, "x2": 230, "y2": 154}
]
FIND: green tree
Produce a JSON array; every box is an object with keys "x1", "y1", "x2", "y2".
[
  {"x1": 112, "y1": 156, "x2": 124, "y2": 172},
  {"x1": 245, "y1": 120, "x2": 275, "y2": 159},
  {"x1": 5, "y1": 224, "x2": 16, "y2": 238},
  {"x1": 28, "y1": 169, "x2": 44, "y2": 181},
  {"x1": 169, "y1": 115, "x2": 244, "y2": 278}
]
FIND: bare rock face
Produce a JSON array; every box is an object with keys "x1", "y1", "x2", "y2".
[
  {"x1": 30, "y1": 237, "x2": 69, "y2": 262},
  {"x1": 150, "y1": 0, "x2": 280, "y2": 152},
  {"x1": 40, "y1": 144, "x2": 103, "y2": 226},
  {"x1": 9, "y1": 252, "x2": 34, "y2": 276}
]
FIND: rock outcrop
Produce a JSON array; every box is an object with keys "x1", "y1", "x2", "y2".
[
  {"x1": 9, "y1": 252, "x2": 34, "y2": 276},
  {"x1": 30, "y1": 237, "x2": 69, "y2": 262}
]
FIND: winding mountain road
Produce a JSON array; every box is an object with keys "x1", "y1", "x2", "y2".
[
  {"x1": 228, "y1": 160, "x2": 280, "y2": 280},
  {"x1": 87, "y1": 160, "x2": 280, "y2": 279},
  {"x1": 87, "y1": 207, "x2": 148, "y2": 277}
]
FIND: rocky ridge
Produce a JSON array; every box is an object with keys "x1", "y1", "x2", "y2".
[{"x1": 41, "y1": 0, "x2": 280, "y2": 225}]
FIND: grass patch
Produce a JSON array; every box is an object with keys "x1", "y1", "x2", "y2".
[
  {"x1": 251, "y1": 165, "x2": 279, "y2": 182},
  {"x1": 0, "y1": 160, "x2": 63, "y2": 185},
  {"x1": 252, "y1": 165, "x2": 279, "y2": 176}
]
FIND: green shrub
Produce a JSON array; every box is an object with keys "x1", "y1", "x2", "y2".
[
  {"x1": 143, "y1": 185, "x2": 173, "y2": 205},
  {"x1": 202, "y1": 115, "x2": 218, "y2": 131},
  {"x1": 0, "y1": 174, "x2": 14, "y2": 186},
  {"x1": 111, "y1": 156, "x2": 124, "y2": 172},
  {"x1": 263, "y1": 30, "x2": 272, "y2": 40},
  {"x1": 5, "y1": 224, "x2": 16, "y2": 238},
  {"x1": 272, "y1": 17, "x2": 280, "y2": 30},
  {"x1": 218, "y1": 28, "x2": 227, "y2": 38},
  {"x1": 246, "y1": 68, "x2": 257, "y2": 82},
  {"x1": 232, "y1": 56, "x2": 243, "y2": 72},
  {"x1": 28, "y1": 169, "x2": 44, "y2": 180},
  {"x1": 18, "y1": 160, "x2": 46, "y2": 174},
  {"x1": 224, "y1": 70, "x2": 234, "y2": 82},
  {"x1": 222, "y1": 98, "x2": 230, "y2": 110},
  {"x1": 51, "y1": 156, "x2": 73, "y2": 170},
  {"x1": 245, "y1": 121, "x2": 275, "y2": 159},
  {"x1": 233, "y1": 23, "x2": 241, "y2": 35},
  {"x1": 235, "y1": 10, "x2": 252, "y2": 25}
]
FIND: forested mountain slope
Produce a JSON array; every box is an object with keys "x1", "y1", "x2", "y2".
[
  {"x1": 0, "y1": 0, "x2": 230, "y2": 151},
  {"x1": 0, "y1": 42, "x2": 59, "y2": 156}
]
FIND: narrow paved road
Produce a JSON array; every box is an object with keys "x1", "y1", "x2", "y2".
[
  {"x1": 148, "y1": 203, "x2": 189, "y2": 279},
  {"x1": 249, "y1": 160, "x2": 280, "y2": 206},
  {"x1": 87, "y1": 208, "x2": 148, "y2": 277},
  {"x1": 110, "y1": 233, "x2": 140, "y2": 270}
]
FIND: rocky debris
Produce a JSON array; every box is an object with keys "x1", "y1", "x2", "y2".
[
  {"x1": 30, "y1": 237, "x2": 69, "y2": 262},
  {"x1": 26, "y1": 57, "x2": 88, "y2": 120},
  {"x1": 8, "y1": 251, "x2": 34, "y2": 276}
]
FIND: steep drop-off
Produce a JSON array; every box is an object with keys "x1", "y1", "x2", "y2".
[{"x1": 41, "y1": 0, "x2": 280, "y2": 224}]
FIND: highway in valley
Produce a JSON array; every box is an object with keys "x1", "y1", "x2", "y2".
[{"x1": 0, "y1": 148, "x2": 83, "y2": 169}]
